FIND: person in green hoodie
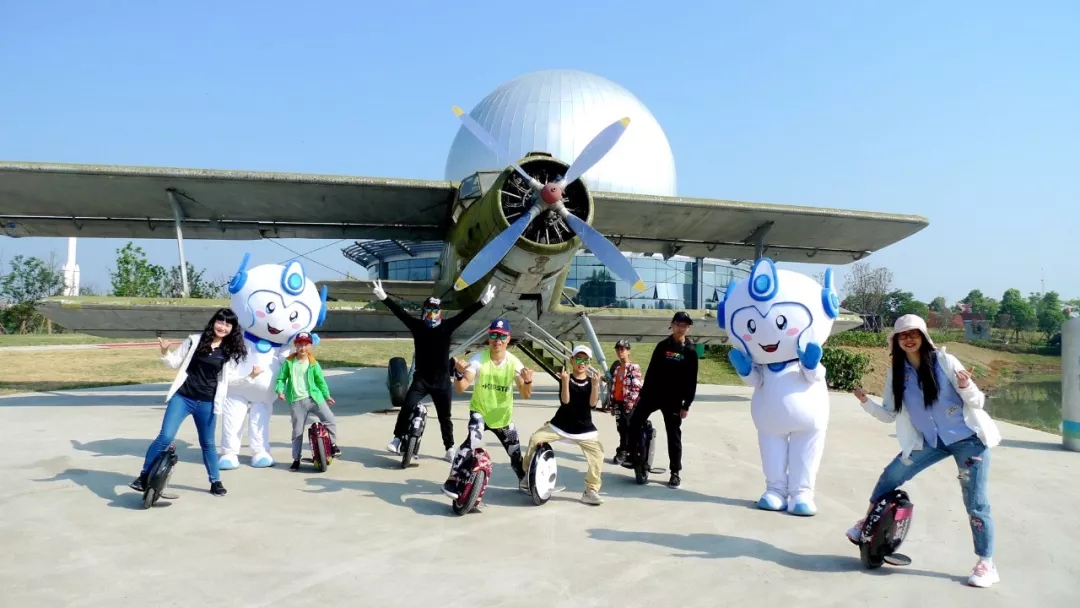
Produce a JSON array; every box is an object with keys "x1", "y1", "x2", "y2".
[{"x1": 274, "y1": 332, "x2": 340, "y2": 470}]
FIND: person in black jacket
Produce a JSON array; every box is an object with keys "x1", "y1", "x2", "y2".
[
  {"x1": 374, "y1": 279, "x2": 496, "y2": 460},
  {"x1": 623, "y1": 311, "x2": 699, "y2": 488}
]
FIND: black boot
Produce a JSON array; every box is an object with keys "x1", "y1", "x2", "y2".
[
  {"x1": 129, "y1": 472, "x2": 148, "y2": 492},
  {"x1": 210, "y1": 481, "x2": 227, "y2": 496}
]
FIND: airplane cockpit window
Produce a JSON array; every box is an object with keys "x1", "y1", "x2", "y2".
[{"x1": 458, "y1": 174, "x2": 481, "y2": 201}]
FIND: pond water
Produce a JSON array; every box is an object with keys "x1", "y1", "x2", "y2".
[{"x1": 984, "y1": 376, "x2": 1063, "y2": 435}]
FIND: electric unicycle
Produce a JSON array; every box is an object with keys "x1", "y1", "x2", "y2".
[
  {"x1": 142, "y1": 444, "x2": 179, "y2": 509},
  {"x1": 400, "y1": 402, "x2": 428, "y2": 469},
  {"x1": 524, "y1": 442, "x2": 565, "y2": 505},
  {"x1": 309, "y1": 421, "x2": 334, "y2": 472},
  {"x1": 852, "y1": 489, "x2": 915, "y2": 569},
  {"x1": 450, "y1": 449, "x2": 492, "y2": 515},
  {"x1": 622, "y1": 419, "x2": 665, "y2": 484}
]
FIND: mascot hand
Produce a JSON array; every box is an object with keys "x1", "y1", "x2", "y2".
[
  {"x1": 728, "y1": 348, "x2": 753, "y2": 377},
  {"x1": 480, "y1": 284, "x2": 496, "y2": 305},
  {"x1": 798, "y1": 341, "x2": 823, "y2": 370},
  {"x1": 372, "y1": 278, "x2": 387, "y2": 301}
]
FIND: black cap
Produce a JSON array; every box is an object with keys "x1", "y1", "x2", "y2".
[
  {"x1": 672, "y1": 311, "x2": 693, "y2": 325},
  {"x1": 615, "y1": 339, "x2": 631, "y2": 349},
  {"x1": 423, "y1": 297, "x2": 441, "y2": 309}
]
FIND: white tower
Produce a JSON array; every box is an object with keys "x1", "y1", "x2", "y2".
[{"x1": 61, "y1": 237, "x2": 80, "y2": 296}]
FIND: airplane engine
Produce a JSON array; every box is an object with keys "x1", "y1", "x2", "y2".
[{"x1": 449, "y1": 153, "x2": 590, "y2": 297}]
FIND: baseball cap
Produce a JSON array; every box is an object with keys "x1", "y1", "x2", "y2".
[
  {"x1": 672, "y1": 311, "x2": 693, "y2": 325},
  {"x1": 615, "y1": 339, "x2": 631, "y2": 349},
  {"x1": 293, "y1": 332, "x2": 313, "y2": 345},
  {"x1": 423, "y1": 297, "x2": 441, "y2": 309},
  {"x1": 571, "y1": 344, "x2": 593, "y2": 359},
  {"x1": 489, "y1": 318, "x2": 511, "y2": 335}
]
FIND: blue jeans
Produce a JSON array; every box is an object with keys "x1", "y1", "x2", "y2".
[
  {"x1": 869, "y1": 434, "x2": 993, "y2": 557},
  {"x1": 142, "y1": 393, "x2": 220, "y2": 484}
]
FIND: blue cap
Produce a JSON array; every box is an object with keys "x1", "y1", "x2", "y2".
[{"x1": 489, "y1": 318, "x2": 511, "y2": 335}]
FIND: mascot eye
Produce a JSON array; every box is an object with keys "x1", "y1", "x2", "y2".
[
  {"x1": 265, "y1": 302, "x2": 276, "y2": 314},
  {"x1": 776, "y1": 315, "x2": 788, "y2": 330},
  {"x1": 289, "y1": 311, "x2": 299, "y2": 322},
  {"x1": 747, "y1": 319, "x2": 757, "y2": 333}
]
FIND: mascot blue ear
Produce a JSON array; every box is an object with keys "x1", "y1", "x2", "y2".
[
  {"x1": 227, "y1": 253, "x2": 251, "y2": 294},
  {"x1": 316, "y1": 285, "x2": 328, "y2": 325},
  {"x1": 748, "y1": 258, "x2": 778, "y2": 302},
  {"x1": 821, "y1": 268, "x2": 840, "y2": 319},
  {"x1": 281, "y1": 259, "x2": 306, "y2": 296},
  {"x1": 311, "y1": 332, "x2": 321, "y2": 347},
  {"x1": 716, "y1": 279, "x2": 738, "y2": 330}
]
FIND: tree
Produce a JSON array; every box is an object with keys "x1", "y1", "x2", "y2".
[
  {"x1": 1035, "y1": 291, "x2": 1067, "y2": 341},
  {"x1": 998, "y1": 288, "x2": 1036, "y2": 340},
  {"x1": 110, "y1": 243, "x2": 168, "y2": 297},
  {"x1": 163, "y1": 263, "x2": 228, "y2": 299},
  {"x1": 0, "y1": 254, "x2": 64, "y2": 333},
  {"x1": 840, "y1": 262, "x2": 893, "y2": 318},
  {"x1": 958, "y1": 289, "x2": 1000, "y2": 323},
  {"x1": 929, "y1": 296, "x2": 948, "y2": 312}
]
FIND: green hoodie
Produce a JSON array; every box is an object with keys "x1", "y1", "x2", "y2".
[{"x1": 275, "y1": 355, "x2": 332, "y2": 405}]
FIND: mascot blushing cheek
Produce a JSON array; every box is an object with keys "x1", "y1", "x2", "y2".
[
  {"x1": 217, "y1": 254, "x2": 328, "y2": 470},
  {"x1": 719, "y1": 258, "x2": 839, "y2": 516}
]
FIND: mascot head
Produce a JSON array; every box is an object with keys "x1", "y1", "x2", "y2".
[
  {"x1": 717, "y1": 258, "x2": 840, "y2": 365},
  {"x1": 227, "y1": 253, "x2": 328, "y2": 353}
]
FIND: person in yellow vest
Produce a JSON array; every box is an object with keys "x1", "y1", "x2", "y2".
[{"x1": 441, "y1": 318, "x2": 534, "y2": 499}]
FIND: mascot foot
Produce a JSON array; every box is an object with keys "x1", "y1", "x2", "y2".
[
  {"x1": 217, "y1": 455, "x2": 240, "y2": 470},
  {"x1": 788, "y1": 497, "x2": 818, "y2": 517},
  {"x1": 250, "y1": 452, "x2": 275, "y2": 468},
  {"x1": 756, "y1": 491, "x2": 787, "y2": 511}
]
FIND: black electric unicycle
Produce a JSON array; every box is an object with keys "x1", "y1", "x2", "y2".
[
  {"x1": 142, "y1": 445, "x2": 179, "y2": 509},
  {"x1": 852, "y1": 489, "x2": 915, "y2": 569}
]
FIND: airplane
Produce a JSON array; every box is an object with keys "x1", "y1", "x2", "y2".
[{"x1": 0, "y1": 105, "x2": 929, "y2": 394}]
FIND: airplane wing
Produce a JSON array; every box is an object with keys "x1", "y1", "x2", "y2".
[
  {"x1": 35, "y1": 297, "x2": 863, "y2": 342},
  {"x1": 0, "y1": 161, "x2": 455, "y2": 240},
  {"x1": 318, "y1": 279, "x2": 437, "y2": 303},
  {"x1": 590, "y1": 192, "x2": 929, "y2": 265}
]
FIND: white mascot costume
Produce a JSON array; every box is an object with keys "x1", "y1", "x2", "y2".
[
  {"x1": 718, "y1": 258, "x2": 840, "y2": 516},
  {"x1": 218, "y1": 253, "x2": 328, "y2": 470}
]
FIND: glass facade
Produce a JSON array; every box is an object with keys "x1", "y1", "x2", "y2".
[
  {"x1": 385, "y1": 258, "x2": 436, "y2": 281},
  {"x1": 566, "y1": 254, "x2": 749, "y2": 310}
]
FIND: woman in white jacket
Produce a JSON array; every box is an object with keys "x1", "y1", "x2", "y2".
[
  {"x1": 128, "y1": 308, "x2": 263, "y2": 497},
  {"x1": 849, "y1": 314, "x2": 1002, "y2": 588}
]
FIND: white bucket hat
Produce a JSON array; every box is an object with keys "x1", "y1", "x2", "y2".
[{"x1": 888, "y1": 314, "x2": 936, "y2": 350}]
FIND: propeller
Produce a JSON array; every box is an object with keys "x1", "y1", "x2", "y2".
[{"x1": 451, "y1": 107, "x2": 644, "y2": 293}]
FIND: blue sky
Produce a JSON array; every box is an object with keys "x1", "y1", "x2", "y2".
[{"x1": 2, "y1": 0, "x2": 1077, "y2": 304}]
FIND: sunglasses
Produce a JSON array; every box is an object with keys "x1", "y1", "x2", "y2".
[
  {"x1": 573, "y1": 356, "x2": 590, "y2": 364},
  {"x1": 488, "y1": 332, "x2": 509, "y2": 341}
]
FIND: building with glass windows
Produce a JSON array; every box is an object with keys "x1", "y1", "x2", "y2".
[{"x1": 342, "y1": 238, "x2": 749, "y2": 311}]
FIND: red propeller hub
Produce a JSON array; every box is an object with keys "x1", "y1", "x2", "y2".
[{"x1": 540, "y1": 183, "x2": 563, "y2": 205}]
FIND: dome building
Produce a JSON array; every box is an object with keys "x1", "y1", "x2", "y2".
[{"x1": 344, "y1": 69, "x2": 749, "y2": 310}]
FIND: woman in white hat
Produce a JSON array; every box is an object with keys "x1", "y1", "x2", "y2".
[{"x1": 849, "y1": 314, "x2": 1002, "y2": 588}]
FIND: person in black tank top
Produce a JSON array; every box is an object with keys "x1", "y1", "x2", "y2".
[{"x1": 522, "y1": 345, "x2": 606, "y2": 506}]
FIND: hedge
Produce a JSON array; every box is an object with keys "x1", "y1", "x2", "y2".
[
  {"x1": 703, "y1": 343, "x2": 872, "y2": 391},
  {"x1": 822, "y1": 329, "x2": 960, "y2": 348}
]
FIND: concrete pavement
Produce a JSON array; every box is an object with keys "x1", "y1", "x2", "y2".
[{"x1": 0, "y1": 368, "x2": 1076, "y2": 607}]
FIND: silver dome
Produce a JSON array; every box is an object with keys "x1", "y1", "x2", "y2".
[{"x1": 444, "y1": 69, "x2": 677, "y2": 196}]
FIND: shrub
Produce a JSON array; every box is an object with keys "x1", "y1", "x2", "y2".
[
  {"x1": 822, "y1": 347, "x2": 872, "y2": 391},
  {"x1": 704, "y1": 342, "x2": 871, "y2": 391},
  {"x1": 824, "y1": 329, "x2": 959, "y2": 348}
]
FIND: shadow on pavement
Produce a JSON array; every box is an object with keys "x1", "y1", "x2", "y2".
[
  {"x1": 31, "y1": 467, "x2": 206, "y2": 510},
  {"x1": 586, "y1": 528, "x2": 968, "y2": 582}
]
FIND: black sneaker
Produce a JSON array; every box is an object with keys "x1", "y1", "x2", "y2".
[
  {"x1": 668, "y1": 472, "x2": 681, "y2": 489},
  {"x1": 129, "y1": 473, "x2": 147, "y2": 492},
  {"x1": 613, "y1": 450, "x2": 627, "y2": 465},
  {"x1": 210, "y1": 481, "x2": 227, "y2": 496},
  {"x1": 289, "y1": 460, "x2": 300, "y2": 471},
  {"x1": 441, "y1": 479, "x2": 460, "y2": 500},
  {"x1": 331, "y1": 445, "x2": 342, "y2": 457}
]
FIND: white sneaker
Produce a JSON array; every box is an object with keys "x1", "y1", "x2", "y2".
[
  {"x1": 445, "y1": 448, "x2": 455, "y2": 462},
  {"x1": 968, "y1": 559, "x2": 999, "y2": 587},
  {"x1": 581, "y1": 489, "x2": 604, "y2": 505},
  {"x1": 845, "y1": 518, "x2": 865, "y2": 544},
  {"x1": 387, "y1": 438, "x2": 401, "y2": 454}
]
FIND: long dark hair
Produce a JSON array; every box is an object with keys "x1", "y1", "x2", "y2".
[
  {"x1": 196, "y1": 307, "x2": 247, "y2": 364},
  {"x1": 890, "y1": 332, "x2": 938, "y2": 413}
]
